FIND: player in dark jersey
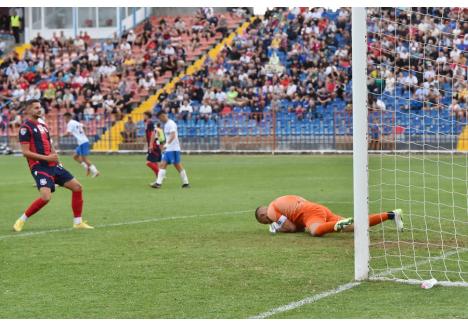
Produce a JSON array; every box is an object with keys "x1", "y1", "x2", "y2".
[
  {"x1": 144, "y1": 111, "x2": 164, "y2": 186},
  {"x1": 13, "y1": 99, "x2": 94, "y2": 232}
]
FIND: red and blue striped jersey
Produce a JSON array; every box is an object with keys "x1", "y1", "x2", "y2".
[
  {"x1": 19, "y1": 119, "x2": 56, "y2": 169},
  {"x1": 145, "y1": 120, "x2": 155, "y2": 147}
]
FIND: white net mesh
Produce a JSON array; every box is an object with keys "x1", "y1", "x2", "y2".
[{"x1": 366, "y1": 7, "x2": 468, "y2": 286}]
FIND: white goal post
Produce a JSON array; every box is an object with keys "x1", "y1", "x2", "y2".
[
  {"x1": 352, "y1": 7, "x2": 370, "y2": 281},
  {"x1": 352, "y1": 7, "x2": 468, "y2": 287}
]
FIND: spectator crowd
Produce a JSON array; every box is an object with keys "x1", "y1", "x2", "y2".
[
  {"x1": 154, "y1": 7, "x2": 353, "y2": 124},
  {"x1": 2, "y1": 7, "x2": 466, "y2": 142},
  {"x1": 367, "y1": 7, "x2": 468, "y2": 120},
  {"x1": 1, "y1": 8, "x2": 244, "y2": 136}
]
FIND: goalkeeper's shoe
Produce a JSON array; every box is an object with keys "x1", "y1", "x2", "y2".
[
  {"x1": 73, "y1": 221, "x2": 94, "y2": 230},
  {"x1": 392, "y1": 209, "x2": 404, "y2": 232},
  {"x1": 13, "y1": 218, "x2": 25, "y2": 232},
  {"x1": 334, "y1": 217, "x2": 354, "y2": 232}
]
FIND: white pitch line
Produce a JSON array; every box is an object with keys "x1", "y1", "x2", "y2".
[
  {"x1": 0, "y1": 209, "x2": 251, "y2": 241},
  {"x1": 249, "y1": 282, "x2": 361, "y2": 319}
]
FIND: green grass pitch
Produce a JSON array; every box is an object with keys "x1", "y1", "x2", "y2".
[{"x1": 0, "y1": 154, "x2": 467, "y2": 318}]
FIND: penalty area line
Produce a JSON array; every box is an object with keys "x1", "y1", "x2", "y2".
[
  {"x1": 249, "y1": 281, "x2": 361, "y2": 319},
  {"x1": 0, "y1": 209, "x2": 252, "y2": 241}
]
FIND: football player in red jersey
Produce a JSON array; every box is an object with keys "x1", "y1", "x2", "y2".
[{"x1": 13, "y1": 100, "x2": 94, "y2": 232}]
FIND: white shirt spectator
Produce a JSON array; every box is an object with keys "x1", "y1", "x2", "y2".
[
  {"x1": 436, "y1": 54, "x2": 447, "y2": 65},
  {"x1": 376, "y1": 98, "x2": 386, "y2": 111},
  {"x1": 335, "y1": 48, "x2": 348, "y2": 59},
  {"x1": 73, "y1": 75, "x2": 86, "y2": 85},
  {"x1": 179, "y1": 103, "x2": 193, "y2": 114},
  {"x1": 74, "y1": 38, "x2": 85, "y2": 51},
  {"x1": 89, "y1": 51, "x2": 99, "y2": 62},
  {"x1": 403, "y1": 74, "x2": 418, "y2": 87},
  {"x1": 16, "y1": 60, "x2": 28, "y2": 73},
  {"x1": 127, "y1": 31, "x2": 136, "y2": 43},
  {"x1": 385, "y1": 75, "x2": 396, "y2": 93},
  {"x1": 424, "y1": 67, "x2": 436, "y2": 80},
  {"x1": 91, "y1": 94, "x2": 103, "y2": 107},
  {"x1": 450, "y1": 48, "x2": 461, "y2": 61},
  {"x1": 63, "y1": 92, "x2": 75, "y2": 104},
  {"x1": 325, "y1": 65, "x2": 338, "y2": 76},
  {"x1": 5, "y1": 65, "x2": 20, "y2": 80},
  {"x1": 311, "y1": 8, "x2": 324, "y2": 19},
  {"x1": 338, "y1": 9, "x2": 350, "y2": 19},
  {"x1": 12, "y1": 87, "x2": 25, "y2": 99},
  {"x1": 101, "y1": 99, "x2": 113, "y2": 113},
  {"x1": 203, "y1": 7, "x2": 214, "y2": 19},
  {"x1": 98, "y1": 64, "x2": 116, "y2": 76},
  {"x1": 199, "y1": 104, "x2": 212, "y2": 115},
  {"x1": 164, "y1": 46, "x2": 175, "y2": 56},
  {"x1": 240, "y1": 54, "x2": 251, "y2": 64},
  {"x1": 215, "y1": 91, "x2": 227, "y2": 103},
  {"x1": 175, "y1": 20, "x2": 186, "y2": 32},
  {"x1": 26, "y1": 87, "x2": 41, "y2": 100},
  {"x1": 139, "y1": 77, "x2": 156, "y2": 90},
  {"x1": 204, "y1": 90, "x2": 216, "y2": 101},
  {"x1": 239, "y1": 72, "x2": 249, "y2": 81},
  {"x1": 120, "y1": 42, "x2": 131, "y2": 52},
  {"x1": 287, "y1": 84, "x2": 297, "y2": 96}
]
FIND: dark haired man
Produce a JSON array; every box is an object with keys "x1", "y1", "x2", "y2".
[{"x1": 13, "y1": 100, "x2": 94, "y2": 232}]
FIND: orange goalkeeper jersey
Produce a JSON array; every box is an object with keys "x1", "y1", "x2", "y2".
[{"x1": 267, "y1": 195, "x2": 342, "y2": 228}]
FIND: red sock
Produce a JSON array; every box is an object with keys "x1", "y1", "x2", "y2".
[
  {"x1": 369, "y1": 213, "x2": 389, "y2": 226},
  {"x1": 72, "y1": 191, "x2": 83, "y2": 217},
  {"x1": 146, "y1": 162, "x2": 159, "y2": 176},
  {"x1": 25, "y1": 198, "x2": 49, "y2": 218},
  {"x1": 313, "y1": 222, "x2": 336, "y2": 236}
]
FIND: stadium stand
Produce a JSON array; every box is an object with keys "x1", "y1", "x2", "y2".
[
  {"x1": 0, "y1": 9, "x2": 245, "y2": 148},
  {"x1": 150, "y1": 7, "x2": 353, "y2": 142},
  {"x1": 1, "y1": 7, "x2": 467, "y2": 152},
  {"x1": 145, "y1": 7, "x2": 466, "y2": 151},
  {"x1": 367, "y1": 7, "x2": 468, "y2": 149}
]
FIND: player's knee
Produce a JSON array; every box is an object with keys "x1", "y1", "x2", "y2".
[
  {"x1": 40, "y1": 192, "x2": 52, "y2": 202},
  {"x1": 68, "y1": 181, "x2": 83, "y2": 192}
]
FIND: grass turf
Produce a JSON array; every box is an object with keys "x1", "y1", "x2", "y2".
[{"x1": 0, "y1": 154, "x2": 467, "y2": 318}]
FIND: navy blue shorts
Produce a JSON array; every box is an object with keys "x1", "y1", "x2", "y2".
[
  {"x1": 31, "y1": 165, "x2": 74, "y2": 192},
  {"x1": 146, "y1": 148, "x2": 162, "y2": 163}
]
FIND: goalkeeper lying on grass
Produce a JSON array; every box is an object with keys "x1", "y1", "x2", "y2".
[{"x1": 255, "y1": 195, "x2": 404, "y2": 236}]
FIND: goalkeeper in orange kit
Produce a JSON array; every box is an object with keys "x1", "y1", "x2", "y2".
[{"x1": 254, "y1": 195, "x2": 404, "y2": 236}]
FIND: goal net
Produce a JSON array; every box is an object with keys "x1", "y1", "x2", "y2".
[{"x1": 353, "y1": 7, "x2": 468, "y2": 287}]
